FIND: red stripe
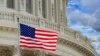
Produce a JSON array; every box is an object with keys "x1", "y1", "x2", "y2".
[
  {"x1": 43, "y1": 45, "x2": 56, "y2": 47},
  {"x1": 20, "y1": 28, "x2": 58, "y2": 51},
  {"x1": 20, "y1": 43, "x2": 56, "y2": 47},
  {"x1": 20, "y1": 45, "x2": 42, "y2": 48},
  {"x1": 20, "y1": 38, "x2": 33, "y2": 41},
  {"x1": 20, "y1": 41, "x2": 42, "y2": 45},
  {"x1": 35, "y1": 33, "x2": 57, "y2": 36},
  {"x1": 36, "y1": 29, "x2": 58, "y2": 34},
  {"x1": 20, "y1": 45, "x2": 56, "y2": 49},
  {"x1": 20, "y1": 43, "x2": 56, "y2": 51},
  {"x1": 20, "y1": 41, "x2": 56, "y2": 46},
  {"x1": 44, "y1": 42, "x2": 57, "y2": 43},
  {"x1": 20, "y1": 38, "x2": 42, "y2": 42},
  {"x1": 35, "y1": 31, "x2": 58, "y2": 36},
  {"x1": 20, "y1": 45, "x2": 56, "y2": 51},
  {"x1": 35, "y1": 38, "x2": 57, "y2": 40}
]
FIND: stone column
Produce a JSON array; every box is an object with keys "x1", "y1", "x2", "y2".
[
  {"x1": 35, "y1": 0, "x2": 38, "y2": 16},
  {"x1": 38, "y1": 0, "x2": 43, "y2": 18},
  {"x1": 35, "y1": 0, "x2": 42, "y2": 18},
  {"x1": 51, "y1": 0, "x2": 55, "y2": 22},
  {"x1": 14, "y1": 0, "x2": 19, "y2": 11},
  {"x1": 0, "y1": 0, "x2": 6, "y2": 8},
  {"x1": 62, "y1": 0, "x2": 67, "y2": 25},
  {"x1": 48, "y1": 0, "x2": 52, "y2": 21},
  {"x1": 54, "y1": 0, "x2": 58, "y2": 23},
  {"x1": 19, "y1": 0, "x2": 26, "y2": 12},
  {"x1": 45, "y1": 0, "x2": 49, "y2": 19},
  {"x1": 32, "y1": 0, "x2": 36, "y2": 16},
  {"x1": 57, "y1": 0, "x2": 61, "y2": 24}
]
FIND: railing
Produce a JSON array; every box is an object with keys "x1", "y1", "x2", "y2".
[
  {"x1": 0, "y1": 9, "x2": 96, "y2": 55},
  {"x1": 0, "y1": 12, "x2": 14, "y2": 22}
]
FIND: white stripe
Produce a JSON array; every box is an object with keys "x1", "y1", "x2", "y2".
[
  {"x1": 20, "y1": 43, "x2": 42, "y2": 47},
  {"x1": 20, "y1": 36, "x2": 33, "y2": 39},
  {"x1": 20, "y1": 39, "x2": 56, "y2": 46},
  {"x1": 42, "y1": 45, "x2": 56, "y2": 49},
  {"x1": 35, "y1": 31, "x2": 58, "y2": 35},
  {"x1": 42, "y1": 43, "x2": 56, "y2": 46},
  {"x1": 20, "y1": 39, "x2": 42, "y2": 44},
  {"x1": 20, "y1": 43, "x2": 56, "y2": 47},
  {"x1": 33, "y1": 39, "x2": 57, "y2": 42},
  {"x1": 36, "y1": 28, "x2": 54, "y2": 32},
  {"x1": 35, "y1": 35, "x2": 58, "y2": 38},
  {"x1": 20, "y1": 37, "x2": 57, "y2": 42},
  {"x1": 20, "y1": 43, "x2": 56, "y2": 49}
]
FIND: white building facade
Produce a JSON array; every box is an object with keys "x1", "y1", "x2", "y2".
[{"x1": 0, "y1": 0, "x2": 97, "y2": 56}]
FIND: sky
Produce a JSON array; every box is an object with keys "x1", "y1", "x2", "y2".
[{"x1": 66, "y1": 0, "x2": 100, "y2": 55}]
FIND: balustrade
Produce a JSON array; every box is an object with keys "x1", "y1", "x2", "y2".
[
  {"x1": 0, "y1": 12, "x2": 15, "y2": 22},
  {"x1": 0, "y1": 9, "x2": 95, "y2": 55}
]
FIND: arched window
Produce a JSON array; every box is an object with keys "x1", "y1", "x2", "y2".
[
  {"x1": 7, "y1": 0, "x2": 14, "y2": 9},
  {"x1": 26, "y1": 0, "x2": 32, "y2": 13}
]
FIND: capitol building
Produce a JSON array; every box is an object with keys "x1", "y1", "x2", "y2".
[{"x1": 0, "y1": 0, "x2": 97, "y2": 56}]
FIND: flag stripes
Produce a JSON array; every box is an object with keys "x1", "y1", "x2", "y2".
[{"x1": 20, "y1": 24, "x2": 58, "y2": 51}]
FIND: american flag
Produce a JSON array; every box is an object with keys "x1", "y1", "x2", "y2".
[{"x1": 19, "y1": 24, "x2": 58, "y2": 51}]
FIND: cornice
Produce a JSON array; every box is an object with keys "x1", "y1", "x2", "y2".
[
  {"x1": 58, "y1": 38, "x2": 95, "y2": 56},
  {"x1": 0, "y1": 26, "x2": 17, "y2": 32}
]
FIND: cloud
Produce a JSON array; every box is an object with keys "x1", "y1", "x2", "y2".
[
  {"x1": 93, "y1": 10, "x2": 100, "y2": 31},
  {"x1": 80, "y1": 0, "x2": 100, "y2": 14},
  {"x1": 67, "y1": 9, "x2": 97, "y2": 25},
  {"x1": 67, "y1": 0, "x2": 100, "y2": 55},
  {"x1": 67, "y1": 0, "x2": 100, "y2": 32},
  {"x1": 67, "y1": 9, "x2": 100, "y2": 34}
]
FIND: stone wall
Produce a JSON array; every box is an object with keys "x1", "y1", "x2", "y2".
[
  {"x1": 0, "y1": 46, "x2": 14, "y2": 56},
  {"x1": 0, "y1": 45, "x2": 60, "y2": 56}
]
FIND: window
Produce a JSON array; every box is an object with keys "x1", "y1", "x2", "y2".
[
  {"x1": 51, "y1": 0, "x2": 55, "y2": 19},
  {"x1": 26, "y1": 0, "x2": 32, "y2": 13},
  {"x1": 39, "y1": 1, "x2": 41, "y2": 11},
  {"x1": 42, "y1": 0, "x2": 46, "y2": 18},
  {"x1": 61, "y1": 11, "x2": 63, "y2": 22},
  {"x1": 52, "y1": 4, "x2": 53, "y2": 16},
  {"x1": 54, "y1": 0, "x2": 57, "y2": 22},
  {"x1": 7, "y1": 0, "x2": 14, "y2": 9},
  {"x1": 51, "y1": 0, "x2": 56, "y2": 22}
]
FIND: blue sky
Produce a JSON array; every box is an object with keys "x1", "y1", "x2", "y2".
[{"x1": 66, "y1": 0, "x2": 100, "y2": 55}]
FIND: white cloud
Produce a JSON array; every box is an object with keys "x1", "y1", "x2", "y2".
[
  {"x1": 67, "y1": 0, "x2": 100, "y2": 32},
  {"x1": 68, "y1": 9, "x2": 97, "y2": 25},
  {"x1": 80, "y1": 0, "x2": 100, "y2": 13},
  {"x1": 67, "y1": 0, "x2": 100, "y2": 55}
]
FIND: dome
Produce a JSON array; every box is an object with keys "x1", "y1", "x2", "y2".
[{"x1": 0, "y1": 0, "x2": 96, "y2": 56}]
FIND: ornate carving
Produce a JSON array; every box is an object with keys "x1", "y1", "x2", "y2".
[
  {"x1": 0, "y1": 26, "x2": 17, "y2": 32},
  {"x1": 46, "y1": 54, "x2": 60, "y2": 56},
  {"x1": 58, "y1": 38, "x2": 95, "y2": 56},
  {"x1": 21, "y1": 0, "x2": 25, "y2": 9}
]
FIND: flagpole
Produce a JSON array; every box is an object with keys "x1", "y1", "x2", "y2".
[{"x1": 17, "y1": 18, "x2": 21, "y2": 56}]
